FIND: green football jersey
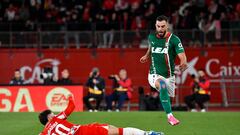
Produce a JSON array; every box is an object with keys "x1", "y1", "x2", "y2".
[{"x1": 148, "y1": 32, "x2": 185, "y2": 78}]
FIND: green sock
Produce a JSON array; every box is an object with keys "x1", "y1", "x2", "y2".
[{"x1": 159, "y1": 80, "x2": 172, "y2": 114}]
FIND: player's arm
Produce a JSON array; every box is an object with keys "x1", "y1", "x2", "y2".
[
  {"x1": 63, "y1": 95, "x2": 75, "y2": 116},
  {"x1": 178, "y1": 52, "x2": 188, "y2": 72},
  {"x1": 56, "y1": 95, "x2": 75, "y2": 119},
  {"x1": 140, "y1": 44, "x2": 151, "y2": 63},
  {"x1": 174, "y1": 35, "x2": 188, "y2": 72}
]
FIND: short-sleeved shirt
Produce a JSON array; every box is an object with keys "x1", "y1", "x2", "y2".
[
  {"x1": 39, "y1": 97, "x2": 79, "y2": 135},
  {"x1": 148, "y1": 32, "x2": 184, "y2": 78},
  {"x1": 39, "y1": 97, "x2": 109, "y2": 135}
]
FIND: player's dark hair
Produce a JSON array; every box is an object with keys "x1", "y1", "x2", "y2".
[
  {"x1": 156, "y1": 15, "x2": 169, "y2": 22},
  {"x1": 39, "y1": 109, "x2": 52, "y2": 125}
]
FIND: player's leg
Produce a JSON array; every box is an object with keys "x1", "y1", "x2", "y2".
[
  {"x1": 155, "y1": 77, "x2": 179, "y2": 125},
  {"x1": 148, "y1": 74, "x2": 171, "y2": 114},
  {"x1": 155, "y1": 79, "x2": 172, "y2": 114},
  {"x1": 148, "y1": 74, "x2": 179, "y2": 125},
  {"x1": 108, "y1": 125, "x2": 164, "y2": 135}
]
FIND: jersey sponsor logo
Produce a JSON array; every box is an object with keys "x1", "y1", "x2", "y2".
[
  {"x1": 165, "y1": 42, "x2": 169, "y2": 47},
  {"x1": 46, "y1": 88, "x2": 72, "y2": 112},
  {"x1": 151, "y1": 47, "x2": 168, "y2": 54}
]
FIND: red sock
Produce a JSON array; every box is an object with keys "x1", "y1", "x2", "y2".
[{"x1": 118, "y1": 128, "x2": 123, "y2": 135}]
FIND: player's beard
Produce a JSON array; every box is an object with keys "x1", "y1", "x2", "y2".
[{"x1": 157, "y1": 30, "x2": 166, "y2": 38}]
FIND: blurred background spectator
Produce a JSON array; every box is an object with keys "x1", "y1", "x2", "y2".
[
  {"x1": 138, "y1": 86, "x2": 146, "y2": 111},
  {"x1": 138, "y1": 86, "x2": 162, "y2": 111},
  {"x1": 0, "y1": 0, "x2": 238, "y2": 31},
  {"x1": 184, "y1": 69, "x2": 211, "y2": 112},
  {"x1": 0, "y1": 0, "x2": 238, "y2": 48},
  {"x1": 106, "y1": 69, "x2": 133, "y2": 112},
  {"x1": 40, "y1": 66, "x2": 56, "y2": 85},
  {"x1": 102, "y1": 12, "x2": 119, "y2": 48},
  {"x1": 9, "y1": 69, "x2": 24, "y2": 85},
  {"x1": 57, "y1": 69, "x2": 73, "y2": 85},
  {"x1": 83, "y1": 67, "x2": 105, "y2": 112}
]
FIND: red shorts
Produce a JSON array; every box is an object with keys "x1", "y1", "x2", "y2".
[{"x1": 76, "y1": 123, "x2": 109, "y2": 135}]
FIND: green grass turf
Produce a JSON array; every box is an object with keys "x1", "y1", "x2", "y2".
[{"x1": 0, "y1": 111, "x2": 239, "y2": 135}]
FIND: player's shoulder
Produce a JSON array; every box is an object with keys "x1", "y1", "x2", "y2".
[
  {"x1": 170, "y1": 33, "x2": 180, "y2": 40},
  {"x1": 169, "y1": 33, "x2": 182, "y2": 44},
  {"x1": 148, "y1": 31, "x2": 156, "y2": 39}
]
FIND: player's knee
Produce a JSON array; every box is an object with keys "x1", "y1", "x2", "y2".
[{"x1": 157, "y1": 79, "x2": 167, "y2": 90}]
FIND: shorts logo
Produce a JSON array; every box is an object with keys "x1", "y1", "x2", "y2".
[{"x1": 46, "y1": 87, "x2": 72, "y2": 112}]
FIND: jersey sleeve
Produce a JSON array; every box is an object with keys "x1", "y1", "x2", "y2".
[
  {"x1": 148, "y1": 35, "x2": 152, "y2": 47},
  {"x1": 172, "y1": 35, "x2": 184, "y2": 54},
  {"x1": 56, "y1": 96, "x2": 75, "y2": 120}
]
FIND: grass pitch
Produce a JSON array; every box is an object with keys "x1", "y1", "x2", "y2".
[{"x1": 0, "y1": 111, "x2": 239, "y2": 135}]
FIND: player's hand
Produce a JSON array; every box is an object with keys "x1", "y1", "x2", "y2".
[
  {"x1": 179, "y1": 63, "x2": 188, "y2": 72},
  {"x1": 140, "y1": 55, "x2": 149, "y2": 63}
]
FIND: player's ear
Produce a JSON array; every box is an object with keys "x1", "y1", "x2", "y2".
[{"x1": 47, "y1": 113, "x2": 54, "y2": 120}]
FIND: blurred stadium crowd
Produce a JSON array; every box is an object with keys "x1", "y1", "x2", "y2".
[
  {"x1": 0, "y1": 0, "x2": 239, "y2": 31},
  {"x1": 1, "y1": 0, "x2": 239, "y2": 112}
]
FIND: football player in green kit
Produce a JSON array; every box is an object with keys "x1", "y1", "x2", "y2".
[{"x1": 140, "y1": 15, "x2": 188, "y2": 126}]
